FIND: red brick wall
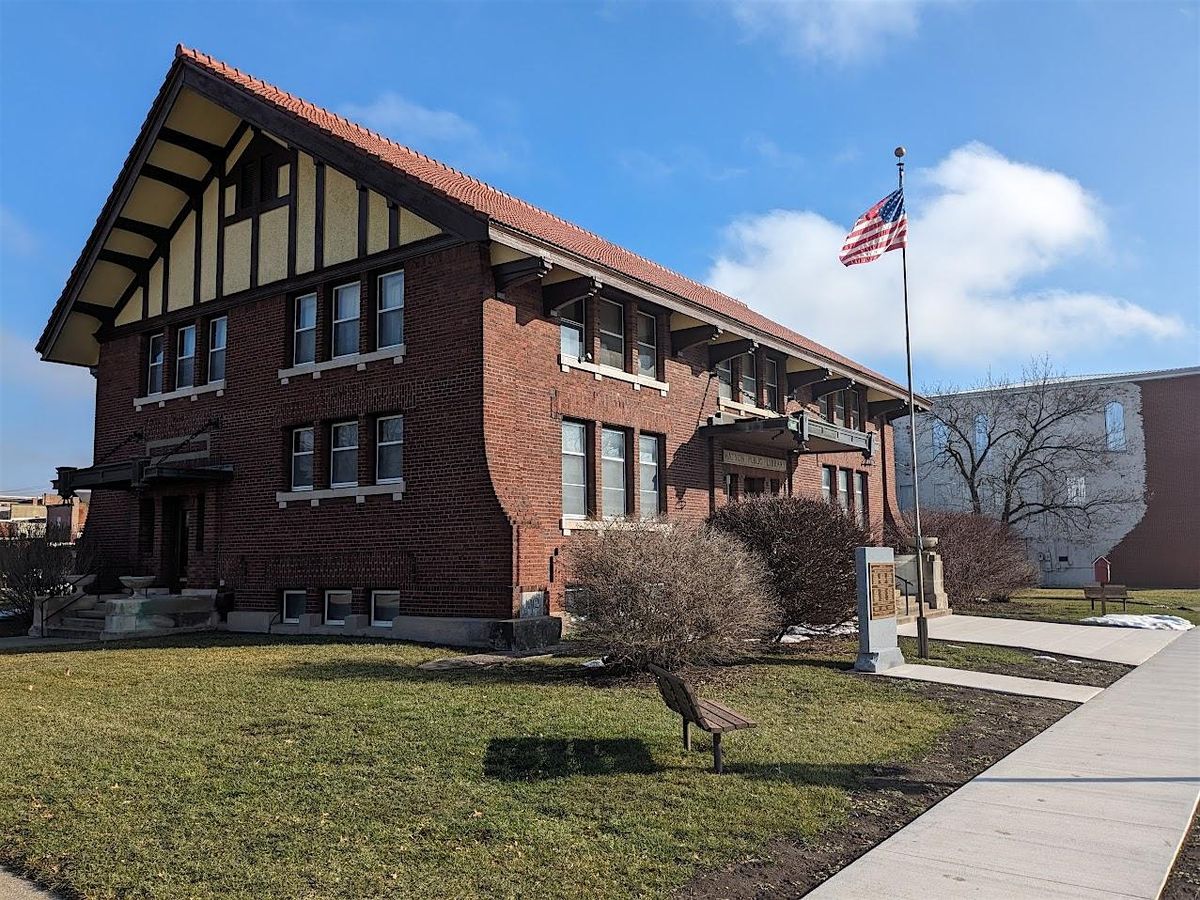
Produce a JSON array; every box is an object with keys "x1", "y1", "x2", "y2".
[{"x1": 1108, "y1": 373, "x2": 1200, "y2": 588}]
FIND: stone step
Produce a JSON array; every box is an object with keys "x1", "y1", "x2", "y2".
[
  {"x1": 58, "y1": 616, "x2": 104, "y2": 631},
  {"x1": 43, "y1": 626, "x2": 104, "y2": 640},
  {"x1": 74, "y1": 608, "x2": 108, "y2": 620}
]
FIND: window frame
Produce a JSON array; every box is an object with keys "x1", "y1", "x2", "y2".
[
  {"x1": 376, "y1": 414, "x2": 404, "y2": 485},
  {"x1": 597, "y1": 298, "x2": 625, "y2": 370},
  {"x1": 558, "y1": 299, "x2": 586, "y2": 361},
  {"x1": 207, "y1": 316, "x2": 227, "y2": 384},
  {"x1": 1104, "y1": 401, "x2": 1126, "y2": 451},
  {"x1": 370, "y1": 590, "x2": 401, "y2": 628},
  {"x1": 331, "y1": 281, "x2": 361, "y2": 359},
  {"x1": 764, "y1": 358, "x2": 779, "y2": 411},
  {"x1": 324, "y1": 589, "x2": 352, "y2": 626},
  {"x1": 146, "y1": 333, "x2": 165, "y2": 395},
  {"x1": 561, "y1": 420, "x2": 588, "y2": 520},
  {"x1": 376, "y1": 270, "x2": 405, "y2": 351},
  {"x1": 290, "y1": 426, "x2": 315, "y2": 491},
  {"x1": 635, "y1": 311, "x2": 657, "y2": 380},
  {"x1": 600, "y1": 426, "x2": 629, "y2": 519},
  {"x1": 837, "y1": 468, "x2": 851, "y2": 511},
  {"x1": 854, "y1": 472, "x2": 868, "y2": 526},
  {"x1": 175, "y1": 324, "x2": 196, "y2": 390},
  {"x1": 740, "y1": 353, "x2": 757, "y2": 405},
  {"x1": 281, "y1": 589, "x2": 305, "y2": 625},
  {"x1": 330, "y1": 420, "x2": 360, "y2": 489},
  {"x1": 293, "y1": 293, "x2": 317, "y2": 366},
  {"x1": 821, "y1": 465, "x2": 835, "y2": 504},
  {"x1": 715, "y1": 358, "x2": 733, "y2": 401},
  {"x1": 638, "y1": 432, "x2": 663, "y2": 520}
]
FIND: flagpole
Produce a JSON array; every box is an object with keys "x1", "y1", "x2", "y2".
[{"x1": 895, "y1": 146, "x2": 929, "y2": 659}]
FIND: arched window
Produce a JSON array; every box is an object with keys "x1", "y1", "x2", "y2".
[{"x1": 1105, "y1": 401, "x2": 1126, "y2": 451}]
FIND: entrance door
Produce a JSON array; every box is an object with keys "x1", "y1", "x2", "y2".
[{"x1": 161, "y1": 497, "x2": 190, "y2": 593}]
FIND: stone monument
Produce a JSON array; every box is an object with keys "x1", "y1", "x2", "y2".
[{"x1": 854, "y1": 545, "x2": 906, "y2": 673}]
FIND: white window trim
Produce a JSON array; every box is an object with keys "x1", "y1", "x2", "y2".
[
  {"x1": 134, "y1": 379, "x2": 224, "y2": 410},
  {"x1": 558, "y1": 355, "x2": 669, "y2": 396},
  {"x1": 175, "y1": 325, "x2": 196, "y2": 390},
  {"x1": 371, "y1": 590, "x2": 400, "y2": 628},
  {"x1": 324, "y1": 589, "x2": 351, "y2": 626},
  {"x1": 561, "y1": 421, "x2": 588, "y2": 521},
  {"x1": 376, "y1": 270, "x2": 405, "y2": 351},
  {"x1": 146, "y1": 333, "x2": 165, "y2": 396},
  {"x1": 331, "y1": 281, "x2": 361, "y2": 359},
  {"x1": 639, "y1": 434, "x2": 662, "y2": 521},
  {"x1": 291, "y1": 426, "x2": 315, "y2": 492},
  {"x1": 376, "y1": 415, "x2": 404, "y2": 485},
  {"x1": 597, "y1": 298, "x2": 625, "y2": 369},
  {"x1": 294, "y1": 293, "x2": 317, "y2": 366},
  {"x1": 636, "y1": 311, "x2": 657, "y2": 380},
  {"x1": 278, "y1": 344, "x2": 406, "y2": 382},
  {"x1": 600, "y1": 426, "x2": 628, "y2": 520},
  {"x1": 561, "y1": 517, "x2": 672, "y2": 535},
  {"x1": 330, "y1": 420, "x2": 359, "y2": 489},
  {"x1": 208, "y1": 317, "x2": 227, "y2": 384},
  {"x1": 764, "y1": 358, "x2": 780, "y2": 411},
  {"x1": 281, "y1": 590, "x2": 305, "y2": 625},
  {"x1": 276, "y1": 480, "x2": 406, "y2": 508}
]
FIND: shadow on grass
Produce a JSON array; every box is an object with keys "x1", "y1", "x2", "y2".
[
  {"x1": 728, "y1": 760, "x2": 949, "y2": 794},
  {"x1": 484, "y1": 737, "x2": 660, "y2": 781}
]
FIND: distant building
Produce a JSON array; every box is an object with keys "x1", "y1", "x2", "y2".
[
  {"x1": 46, "y1": 493, "x2": 90, "y2": 540},
  {"x1": 895, "y1": 367, "x2": 1200, "y2": 589}
]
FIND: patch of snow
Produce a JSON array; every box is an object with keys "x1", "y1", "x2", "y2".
[
  {"x1": 1032, "y1": 655, "x2": 1058, "y2": 662},
  {"x1": 779, "y1": 633, "x2": 810, "y2": 644},
  {"x1": 581, "y1": 658, "x2": 605, "y2": 669},
  {"x1": 1080, "y1": 614, "x2": 1195, "y2": 631},
  {"x1": 780, "y1": 621, "x2": 858, "y2": 643}
]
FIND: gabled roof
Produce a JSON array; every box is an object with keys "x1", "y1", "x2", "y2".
[{"x1": 42, "y1": 45, "x2": 916, "y2": 401}]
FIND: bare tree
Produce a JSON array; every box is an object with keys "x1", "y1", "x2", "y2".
[
  {"x1": 919, "y1": 357, "x2": 1140, "y2": 533},
  {"x1": 0, "y1": 523, "x2": 93, "y2": 624}
]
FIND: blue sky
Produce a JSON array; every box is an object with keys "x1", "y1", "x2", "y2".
[{"x1": 1, "y1": 0, "x2": 1197, "y2": 493}]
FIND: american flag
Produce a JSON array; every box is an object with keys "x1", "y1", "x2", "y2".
[{"x1": 838, "y1": 189, "x2": 907, "y2": 266}]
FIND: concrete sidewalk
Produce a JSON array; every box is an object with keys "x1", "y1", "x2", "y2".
[
  {"x1": 879, "y1": 663, "x2": 1104, "y2": 703},
  {"x1": 809, "y1": 627, "x2": 1200, "y2": 899},
  {"x1": 898, "y1": 614, "x2": 1184, "y2": 664}
]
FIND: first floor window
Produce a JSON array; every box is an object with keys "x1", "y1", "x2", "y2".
[
  {"x1": 559, "y1": 299, "x2": 584, "y2": 360},
  {"x1": 597, "y1": 299, "x2": 624, "y2": 369},
  {"x1": 745, "y1": 477, "x2": 766, "y2": 497},
  {"x1": 371, "y1": 590, "x2": 400, "y2": 627},
  {"x1": 821, "y1": 465, "x2": 834, "y2": 503},
  {"x1": 561, "y1": 421, "x2": 587, "y2": 519},
  {"x1": 639, "y1": 433, "x2": 662, "y2": 519},
  {"x1": 764, "y1": 358, "x2": 779, "y2": 411},
  {"x1": 208, "y1": 316, "x2": 227, "y2": 383},
  {"x1": 332, "y1": 282, "x2": 360, "y2": 358},
  {"x1": 636, "y1": 312, "x2": 657, "y2": 379},
  {"x1": 715, "y1": 358, "x2": 733, "y2": 401},
  {"x1": 377, "y1": 270, "x2": 404, "y2": 349},
  {"x1": 740, "y1": 353, "x2": 757, "y2": 405},
  {"x1": 376, "y1": 415, "x2": 404, "y2": 484},
  {"x1": 837, "y1": 469, "x2": 851, "y2": 511},
  {"x1": 324, "y1": 590, "x2": 351, "y2": 625},
  {"x1": 281, "y1": 590, "x2": 305, "y2": 624},
  {"x1": 176, "y1": 325, "x2": 196, "y2": 389},
  {"x1": 291, "y1": 427, "x2": 314, "y2": 490},
  {"x1": 294, "y1": 293, "x2": 317, "y2": 365},
  {"x1": 854, "y1": 472, "x2": 867, "y2": 525},
  {"x1": 330, "y1": 421, "x2": 359, "y2": 488},
  {"x1": 601, "y1": 427, "x2": 627, "y2": 518},
  {"x1": 147, "y1": 333, "x2": 164, "y2": 394}
]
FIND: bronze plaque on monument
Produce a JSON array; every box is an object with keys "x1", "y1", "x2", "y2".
[{"x1": 868, "y1": 562, "x2": 896, "y2": 620}]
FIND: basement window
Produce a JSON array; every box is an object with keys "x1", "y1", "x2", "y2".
[
  {"x1": 324, "y1": 590, "x2": 351, "y2": 626},
  {"x1": 281, "y1": 590, "x2": 305, "y2": 625}
]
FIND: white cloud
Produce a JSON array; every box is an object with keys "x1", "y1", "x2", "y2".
[
  {"x1": 0, "y1": 206, "x2": 39, "y2": 256},
  {"x1": 341, "y1": 92, "x2": 510, "y2": 171},
  {"x1": 706, "y1": 143, "x2": 1187, "y2": 366},
  {"x1": 725, "y1": 0, "x2": 925, "y2": 65}
]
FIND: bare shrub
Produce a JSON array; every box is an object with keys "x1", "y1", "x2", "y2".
[
  {"x1": 708, "y1": 496, "x2": 871, "y2": 633},
  {"x1": 0, "y1": 523, "x2": 88, "y2": 625},
  {"x1": 887, "y1": 509, "x2": 1037, "y2": 607},
  {"x1": 564, "y1": 521, "x2": 778, "y2": 673}
]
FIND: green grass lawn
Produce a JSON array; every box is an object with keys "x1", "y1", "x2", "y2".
[
  {"x1": 966, "y1": 588, "x2": 1200, "y2": 626},
  {"x1": 0, "y1": 635, "x2": 954, "y2": 900}
]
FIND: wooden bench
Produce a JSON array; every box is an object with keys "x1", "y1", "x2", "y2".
[
  {"x1": 647, "y1": 664, "x2": 756, "y2": 774},
  {"x1": 1083, "y1": 582, "x2": 1129, "y2": 614}
]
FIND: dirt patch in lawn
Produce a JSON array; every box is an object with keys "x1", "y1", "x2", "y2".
[
  {"x1": 1163, "y1": 810, "x2": 1200, "y2": 900},
  {"x1": 682, "y1": 677, "x2": 1077, "y2": 899}
]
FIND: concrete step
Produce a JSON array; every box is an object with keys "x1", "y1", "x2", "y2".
[
  {"x1": 57, "y1": 616, "x2": 104, "y2": 631},
  {"x1": 895, "y1": 607, "x2": 953, "y2": 626},
  {"x1": 74, "y1": 608, "x2": 108, "y2": 620},
  {"x1": 43, "y1": 626, "x2": 104, "y2": 640}
]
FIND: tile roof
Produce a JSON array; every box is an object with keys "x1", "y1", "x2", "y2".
[{"x1": 177, "y1": 46, "x2": 910, "y2": 396}]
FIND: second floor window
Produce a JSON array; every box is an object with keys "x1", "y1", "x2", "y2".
[
  {"x1": 1105, "y1": 401, "x2": 1126, "y2": 451},
  {"x1": 291, "y1": 427, "x2": 314, "y2": 490},
  {"x1": 332, "y1": 283, "x2": 360, "y2": 358},
  {"x1": 559, "y1": 299, "x2": 585, "y2": 360},
  {"x1": 561, "y1": 421, "x2": 587, "y2": 519},
  {"x1": 740, "y1": 353, "x2": 757, "y2": 405},
  {"x1": 639, "y1": 433, "x2": 662, "y2": 519},
  {"x1": 376, "y1": 415, "x2": 404, "y2": 484},
  {"x1": 601, "y1": 427, "x2": 627, "y2": 518},
  {"x1": 294, "y1": 294, "x2": 317, "y2": 365},
  {"x1": 208, "y1": 317, "x2": 227, "y2": 383},
  {"x1": 932, "y1": 419, "x2": 950, "y2": 454},
  {"x1": 176, "y1": 325, "x2": 196, "y2": 389},
  {"x1": 833, "y1": 390, "x2": 846, "y2": 426},
  {"x1": 715, "y1": 358, "x2": 733, "y2": 401},
  {"x1": 330, "y1": 421, "x2": 359, "y2": 488},
  {"x1": 147, "y1": 333, "x2": 164, "y2": 394},
  {"x1": 377, "y1": 271, "x2": 404, "y2": 350},
  {"x1": 764, "y1": 358, "x2": 779, "y2": 411},
  {"x1": 636, "y1": 312, "x2": 657, "y2": 379},
  {"x1": 598, "y1": 299, "x2": 624, "y2": 369}
]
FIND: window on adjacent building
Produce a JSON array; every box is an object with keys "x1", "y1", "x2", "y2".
[
  {"x1": 281, "y1": 590, "x2": 305, "y2": 625},
  {"x1": 1066, "y1": 474, "x2": 1086, "y2": 505},
  {"x1": 175, "y1": 325, "x2": 196, "y2": 390},
  {"x1": 764, "y1": 358, "x2": 779, "y2": 411},
  {"x1": 561, "y1": 421, "x2": 588, "y2": 519},
  {"x1": 715, "y1": 358, "x2": 733, "y2": 401},
  {"x1": 601, "y1": 427, "x2": 627, "y2": 518},
  {"x1": 371, "y1": 590, "x2": 400, "y2": 627},
  {"x1": 932, "y1": 418, "x2": 950, "y2": 455},
  {"x1": 636, "y1": 312, "x2": 657, "y2": 380},
  {"x1": 324, "y1": 589, "x2": 351, "y2": 626},
  {"x1": 291, "y1": 427, "x2": 314, "y2": 490},
  {"x1": 855, "y1": 472, "x2": 867, "y2": 526},
  {"x1": 208, "y1": 317, "x2": 227, "y2": 383},
  {"x1": 330, "y1": 421, "x2": 359, "y2": 488},
  {"x1": 639, "y1": 433, "x2": 662, "y2": 519},
  {"x1": 821, "y1": 465, "x2": 834, "y2": 503},
  {"x1": 332, "y1": 282, "x2": 360, "y2": 358},
  {"x1": 597, "y1": 300, "x2": 624, "y2": 369},
  {"x1": 740, "y1": 353, "x2": 757, "y2": 405},
  {"x1": 377, "y1": 271, "x2": 404, "y2": 350},
  {"x1": 559, "y1": 299, "x2": 585, "y2": 360},
  {"x1": 1105, "y1": 401, "x2": 1126, "y2": 451},
  {"x1": 837, "y1": 469, "x2": 851, "y2": 511},
  {"x1": 973, "y1": 413, "x2": 989, "y2": 456},
  {"x1": 147, "y1": 333, "x2": 164, "y2": 394},
  {"x1": 376, "y1": 415, "x2": 404, "y2": 484},
  {"x1": 294, "y1": 293, "x2": 317, "y2": 365}
]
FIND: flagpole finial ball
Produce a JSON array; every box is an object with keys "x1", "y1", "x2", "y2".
[{"x1": 894, "y1": 146, "x2": 906, "y2": 159}]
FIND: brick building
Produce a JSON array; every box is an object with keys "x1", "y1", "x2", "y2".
[{"x1": 39, "y1": 47, "x2": 921, "y2": 646}]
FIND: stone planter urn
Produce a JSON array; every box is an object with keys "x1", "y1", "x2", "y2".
[
  {"x1": 119, "y1": 575, "x2": 156, "y2": 598},
  {"x1": 921, "y1": 536, "x2": 939, "y2": 550}
]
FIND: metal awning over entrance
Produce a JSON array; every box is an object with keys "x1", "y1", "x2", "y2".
[
  {"x1": 54, "y1": 459, "x2": 234, "y2": 498},
  {"x1": 698, "y1": 412, "x2": 874, "y2": 457}
]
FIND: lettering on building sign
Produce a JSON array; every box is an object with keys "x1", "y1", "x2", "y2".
[
  {"x1": 722, "y1": 450, "x2": 787, "y2": 473},
  {"x1": 868, "y1": 562, "x2": 897, "y2": 620}
]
